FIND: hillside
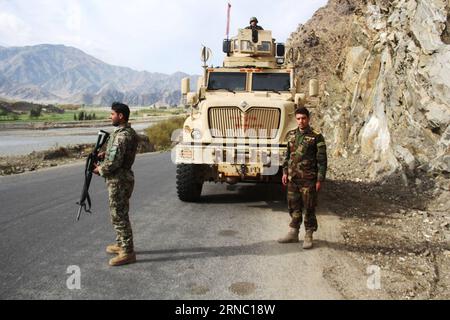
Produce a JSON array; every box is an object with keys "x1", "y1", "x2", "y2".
[
  {"x1": 0, "y1": 44, "x2": 198, "y2": 106},
  {"x1": 288, "y1": 0, "x2": 449, "y2": 180},
  {"x1": 287, "y1": 0, "x2": 450, "y2": 299}
]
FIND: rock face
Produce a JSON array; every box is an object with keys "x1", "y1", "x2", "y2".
[
  {"x1": 288, "y1": 0, "x2": 450, "y2": 179},
  {"x1": 0, "y1": 45, "x2": 198, "y2": 107}
]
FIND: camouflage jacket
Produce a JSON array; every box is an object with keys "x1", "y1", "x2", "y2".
[
  {"x1": 282, "y1": 126, "x2": 327, "y2": 182},
  {"x1": 245, "y1": 25, "x2": 264, "y2": 30},
  {"x1": 99, "y1": 124, "x2": 139, "y2": 179}
]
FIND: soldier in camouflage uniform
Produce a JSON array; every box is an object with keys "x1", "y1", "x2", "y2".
[
  {"x1": 94, "y1": 102, "x2": 139, "y2": 266},
  {"x1": 245, "y1": 17, "x2": 264, "y2": 30},
  {"x1": 278, "y1": 107, "x2": 327, "y2": 249}
]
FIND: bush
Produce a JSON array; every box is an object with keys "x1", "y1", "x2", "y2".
[
  {"x1": 78, "y1": 111, "x2": 85, "y2": 120},
  {"x1": 29, "y1": 107, "x2": 42, "y2": 118},
  {"x1": 43, "y1": 147, "x2": 70, "y2": 160},
  {"x1": 145, "y1": 116, "x2": 186, "y2": 151},
  {"x1": 77, "y1": 111, "x2": 97, "y2": 121}
]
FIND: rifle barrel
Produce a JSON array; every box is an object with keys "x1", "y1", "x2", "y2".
[
  {"x1": 75, "y1": 130, "x2": 109, "y2": 221},
  {"x1": 77, "y1": 206, "x2": 83, "y2": 221}
]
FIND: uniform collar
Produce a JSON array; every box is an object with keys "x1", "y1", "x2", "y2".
[
  {"x1": 114, "y1": 123, "x2": 131, "y2": 132},
  {"x1": 297, "y1": 126, "x2": 312, "y2": 135}
]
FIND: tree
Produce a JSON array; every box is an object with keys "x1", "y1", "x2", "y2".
[{"x1": 29, "y1": 107, "x2": 42, "y2": 119}]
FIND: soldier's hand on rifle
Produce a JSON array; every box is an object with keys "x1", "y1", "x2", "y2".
[
  {"x1": 97, "y1": 152, "x2": 106, "y2": 161},
  {"x1": 316, "y1": 181, "x2": 322, "y2": 193},
  {"x1": 282, "y1": 174, "x2": 288, "y2": 186},
  {"x1": 93, "y1": 164, "x2": 100, "y2": 176}
]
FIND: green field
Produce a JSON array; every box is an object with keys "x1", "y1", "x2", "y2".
[
  {"x1": 0, "y1": 107, "x2": 186, "y2": 123},
  {"x1": 0, "y1": 110, "x2": 109, "y2": 122}
]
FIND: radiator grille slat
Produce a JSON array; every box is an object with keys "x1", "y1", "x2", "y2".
[{"x1": 209, "y1": 107, "x2": 280, "y2": 138}]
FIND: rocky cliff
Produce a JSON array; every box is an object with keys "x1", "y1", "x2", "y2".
[
  {"x1": 286, "y1": 1, "x2": 449, "y2": 299},
  {"x1": 288, "y1": 0, "x2": 450, "y2": 182}
]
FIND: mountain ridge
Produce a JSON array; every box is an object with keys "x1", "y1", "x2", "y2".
[{"x1": 0, "y1": 44, "x2": 198, "y2": 106}]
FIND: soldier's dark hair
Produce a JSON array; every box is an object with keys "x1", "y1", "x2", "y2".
[
  {"x1": 111, "y1": 102, "x2": 130, "y2": 121},
  {"x1": 295, "y1": 107, "x2": 310, "y2": 118}
]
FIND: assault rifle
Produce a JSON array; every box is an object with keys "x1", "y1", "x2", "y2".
[{"x1": 76, "y1": 130, "x2": 110, "y2": 221}]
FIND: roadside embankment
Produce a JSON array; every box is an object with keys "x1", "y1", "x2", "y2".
[{"x1": 0, "y1": 135, "x2": 155, "y2": 176}]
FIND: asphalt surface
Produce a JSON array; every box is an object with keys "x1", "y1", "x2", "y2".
[{"x1": 0, "y1": 152, "x2": 345, "y2": 300}]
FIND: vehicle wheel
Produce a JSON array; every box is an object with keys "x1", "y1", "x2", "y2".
[{"x1": 176, "y1": 164, "x2": 204, "y2": 202}]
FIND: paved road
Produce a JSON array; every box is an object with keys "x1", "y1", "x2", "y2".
[{"x1": 0, "y1": 152, "x2": 348, "y2": 300}]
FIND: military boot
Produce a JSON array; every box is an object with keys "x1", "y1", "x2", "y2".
[
  {"x1": 109, "y1": 251, "x2": 137, "y2": 267},
  {"x1": 106, "y1": 244, "x2": 122, "y2": 255},
  {"x1": 277, "y1": 227, "x2": 300, "y2": 243},
  {"x1": 303, "y1": 230, "x2": 314, "y2": 249}
]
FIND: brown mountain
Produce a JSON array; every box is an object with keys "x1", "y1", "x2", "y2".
[{"x1": 0, "y1": 44, "x2": 198, "y2": 106}]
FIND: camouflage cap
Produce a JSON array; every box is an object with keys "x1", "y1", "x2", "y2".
[{"x1": 250, "y1": 17, "x2": 258, "y2": 23}]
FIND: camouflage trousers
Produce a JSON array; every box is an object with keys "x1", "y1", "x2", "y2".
[
  {"x1": 106, "y1": 172, "x2": 135, "y2": 254},
  {"x1": 287, "y1": 179, "x2": 318, "y2": 232}
]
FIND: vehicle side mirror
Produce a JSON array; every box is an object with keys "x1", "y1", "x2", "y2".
[{"x1": 181, "y1": 78, "x2": 190, "y2": 96}]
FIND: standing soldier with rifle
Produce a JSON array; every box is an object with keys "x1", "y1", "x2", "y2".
[{"x1": 93, "y1": 102, "x2": 139, "y2": 267}]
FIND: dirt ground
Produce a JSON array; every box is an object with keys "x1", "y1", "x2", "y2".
[
  {"x1": 322, "y1": 154, "x2": 450, "y2": 299},
  {"x1": 0, "y1": 144, "x2": 93, "y2": 175}
]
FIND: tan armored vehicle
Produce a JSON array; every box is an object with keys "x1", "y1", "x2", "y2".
[{"x1": 175, "y1": 28, "x2": 319, "y2": 202}]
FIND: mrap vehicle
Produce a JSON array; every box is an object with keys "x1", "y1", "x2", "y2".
[{"x1": 175, "y1": 27, "x2": 319, "y2": 202}]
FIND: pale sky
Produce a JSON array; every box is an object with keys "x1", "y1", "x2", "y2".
[{"x1": 0, "y1": 0, "x2": 328, "y2": 74}]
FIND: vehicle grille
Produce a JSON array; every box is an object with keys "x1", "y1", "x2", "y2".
[{"x1": 208, "y1": 107, "x2": 281, "y2": 138}]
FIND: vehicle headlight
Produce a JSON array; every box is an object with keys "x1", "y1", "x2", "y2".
[{"x1": 191, "y1": 129, "x2": 202, "y2": 140}]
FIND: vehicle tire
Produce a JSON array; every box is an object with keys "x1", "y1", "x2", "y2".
[{"x1": 176, "y1": 164, "x2": 204, "y2": 202}]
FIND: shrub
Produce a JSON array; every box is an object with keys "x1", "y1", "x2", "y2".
[
  {"x1": 29, "y1": 107, "x2": 42, "y2": 118},
  {"x1": 144, "y1": 116, "x2": 186, "y2": 151}
]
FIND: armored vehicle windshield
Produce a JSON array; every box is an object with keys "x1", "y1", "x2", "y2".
[
  {"x1": 208, "y1": 72, "x2": 246, "y2": 91},
  {"x1": 252, "y1": 73, "x2": 290, "y2": 92}
]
